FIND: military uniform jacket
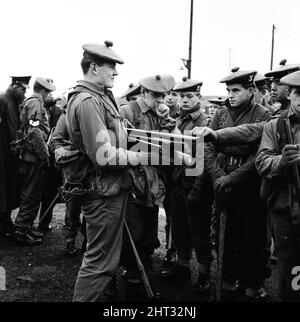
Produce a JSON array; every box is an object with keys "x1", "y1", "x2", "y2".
[
  {"x1": 66, "y1": 80, "x2": 130, "y2": 197},
  {"x1": 176, "y1": 104, "x2": 208, "y2": 186},
  {"x1": 120, "y1": 97, "x2": 171, "y2": 206},
  {"x1": 176, "y1": 104, "x2": 208, "y2": 133},
  {"x1": 19, "y1": 95, "x2": 50, "y2": 163},
  {"x1": 256, "y1": 109, "x2": 300, "y2": 224},
  {"x1": 20, "y1": 95, "x2": 50, "y2": 139},
  {"x1": 205, "y1": 99, "x2": 271, "y2": 200}
]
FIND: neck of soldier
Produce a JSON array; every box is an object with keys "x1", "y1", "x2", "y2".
[
  {"x1": 83, "y1": 74, "x2": 108, "y2": 89},
  {"x1": 291, "y1": 104, "x2": 300, "y2": 119},
  {"x1": 169, "y1": 105, "x2": 179, "y2": 117},
  {"x1": 278, "y1": 97, "x2": 290, "y2": 110},
  {"x1": 34, "y1": 91, "x2": 45, "y2": 104},
  {"x1": 231, "y1": 96, "x2": 253, "y2": 111}
]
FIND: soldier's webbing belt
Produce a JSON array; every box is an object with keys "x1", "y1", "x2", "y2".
[
  {"x1": 59, "y1": 181, "x2": 95, "y2": 202},
  {"x1": 225, "y1": 156, "x2": 245, "y2": 173}
]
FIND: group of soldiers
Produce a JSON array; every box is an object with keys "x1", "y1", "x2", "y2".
[{"x1": 0, "y1": 40, "x2": 300, "y2": 302}]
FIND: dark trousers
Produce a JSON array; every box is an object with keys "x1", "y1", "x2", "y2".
[
  {"x1": 186, "y1": 170, "x2": 214, "y2": 271},
  {"x1": 14, "y1": 161, "x2": 44, "y2": 232},
  {"x1": 0, "y1": 212, "x2": 15, "y2": 235},
  {"x1": 220, "y1": 200, "x2": 268, "y2": 289},
  {"x1": 73, "y1": 190, "x2": 128, "y2": 302},
  {"x1": 39, "y1": 158, "x2": 62, "y2": 228},
  {"x1": 162, "y1": 167, "x2": 185, "y2": 251},
  {"x1": 121, "y1": 202, "x2": 159, "y2": 270},
  {"x1": 63, "y1": 196, "x2": 86, "y2": 244},
  {"x1": 272, "y1": 211, "x2": 300, "y2": 301}
]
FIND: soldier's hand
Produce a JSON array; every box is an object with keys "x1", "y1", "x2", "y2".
[
  {"x1": 281, "y1": 144, "x2": 300, "y2": 166},
  {"x1": 123, "y1": 119, "x2": 135, "y2": 129},
  {"x1": 191, "y1": 126, "x2": 218, "y2": 142},
  {"x1": 156, "y1": 103, "x2": 170, "y2": 119},
  {"x1": 215, "y1": 175, "x2": 232, "y2": 194}
]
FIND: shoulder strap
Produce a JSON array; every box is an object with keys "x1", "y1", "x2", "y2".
[
  {"x1": 276, "y1": 110, "x2": 289, "y2": 153},
  {"x1": 65, "y1": 92, "x2": 93, "y2": 152}
]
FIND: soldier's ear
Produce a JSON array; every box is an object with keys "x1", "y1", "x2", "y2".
[
  {"x1": 90, "y1": 62, "x2": 98, "y2": 76},
  {"x1": 248, "y1": 87, "x2": 255, "y2": 96}
]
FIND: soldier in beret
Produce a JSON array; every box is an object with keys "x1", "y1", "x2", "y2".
[
  {"x1": 121, "y1": 83, "x2": 141, "y2": 103},
  {"x1": 256, "y1": 70, "x2": 300, "y2": 301},
  {"x1": 265, "y1": 59, "x2": 300, "y2": 115},
  {"x1": 0, "y1": 76, "x2": 31, "y2": 238},
  {"x1": 14, "y1": 77, "x2": 55, "y2": 245},
  {"x1": 119, "y1": 74, "x2": 176, "y2": 285},
  {"x1": 253, "y1": 74, "x2": 273, "y2": 111},
  {"x1": 66, "y1": 41, "x2": 149, "y2": 301},
  {"x1": 206, "y1": 97, "x2": 227, "y2": 126},
  {"x1": 204, "y1": 68, "x2": 271, "y2": 301},
  {"x1": 160, "y1": 78, "x2": 213, "y2": 294},
  {"x1": 164, "y1": 88, "x2": 180, "y2": 119},
  {"x1": 161, "y1": 84, "x2": 181, "y2": 267}
]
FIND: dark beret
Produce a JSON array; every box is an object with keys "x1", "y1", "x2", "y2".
[
  {"x1": 121, "y1": 83, "x2": 141, "y2": 99},
  {"x1": 139, "y1": 74, "x2": 175, "y2": 93},
  {"x1": 207, "y1": 97, "x2": 227, "y2": 105},
  {"x1": 34, "y1": 77, "x2": 56, "y2": 91},
  {"x1": 280, "y1": 70, "x2": 300, "y2": 88},
  {"x1": 82, "y1": 40, "x2": 124, "y2": 64},
  {"x1": 220, "y1": 67, "x2": 257, "y2": 85},
  {"x1": 265, "y1": 59, "x2": 300, "y2": 78},
  {"x1": 173, "y1": 77, "x2": 203, "y2": 92},
  {"x1": 11, "y1": 76, "x2": 31, "y2": 89}
]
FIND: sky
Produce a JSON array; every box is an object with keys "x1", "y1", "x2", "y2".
[{"x1": 1, "y1": 0, "x2": 300, "y2": 98}]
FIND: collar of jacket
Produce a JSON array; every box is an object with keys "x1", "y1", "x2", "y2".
[
  {"x1": 76, "y1": 80, "x2": 113, "y2": 97},
  {"x1": 28, "y1": 93, "x2": 44, "y2": 105},
  {"x1": 179, "y1": 103, "x2": 202, "y2": 120},
  {"x1": 228, "y1": 97, "x2": 255, "y2": 112},
  {"x1": 280, "y1": 100, "x2": 291, "y2": 111},
  {"x1": 288, "y1": 106, "x2": 300, "y2": 124}
]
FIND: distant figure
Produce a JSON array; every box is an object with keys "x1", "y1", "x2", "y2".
[
  {"x1": 14, "y1": 78, "x2": 56, "y2": 246},
  {"x1": 0, "y1": 76, "x2": 31, "y2": 238}
]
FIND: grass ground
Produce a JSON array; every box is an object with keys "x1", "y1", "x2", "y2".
[{"x1": 0, "y1": 204, "x2": 279, "y2": 302}]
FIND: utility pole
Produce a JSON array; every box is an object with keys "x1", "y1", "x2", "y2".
[
  {"x1": 270, "y1": 24, "x2": 276, "y2": 70},
  {"x1": 228, "y1": 48, "x2": 232, "y2": 72},
  {"x1": 182, "y1": 0, "x2": 193, "y2": 78}
]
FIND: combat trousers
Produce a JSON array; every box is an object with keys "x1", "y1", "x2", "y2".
[
  {"x1": 39, "y1": 157, "x2": 62, "y2": 228},
  {"x1": 221, "y1": 200, "x2": 268, "y2": 289},
  {"x1": 171, "y1": 186, "x2": 193, "y2": 263},
  {"x1": 121, "y1": 202, "x2": 159, "y2": 270},
  {"x1": 162, "y1": 167, "x2": 185, "y2": 252},
  {"x1": 272, "y1": 211, "x2": 300, "y2": 301},
  {"x1": 186, "y1": 170, "x2": 214, "y2": 272},
  {"x1": 73, "y1": 190, "x2": 128, "y2": 302},
  {"x1": 0, "y1": 212, "x2": 15, "y2": 236},
  {"x1": 63, "y1": 196, "x2": 84, "y2": 244},
  {"x1": 14, "y1": 161, "x2": 44, "y2": 232}
]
